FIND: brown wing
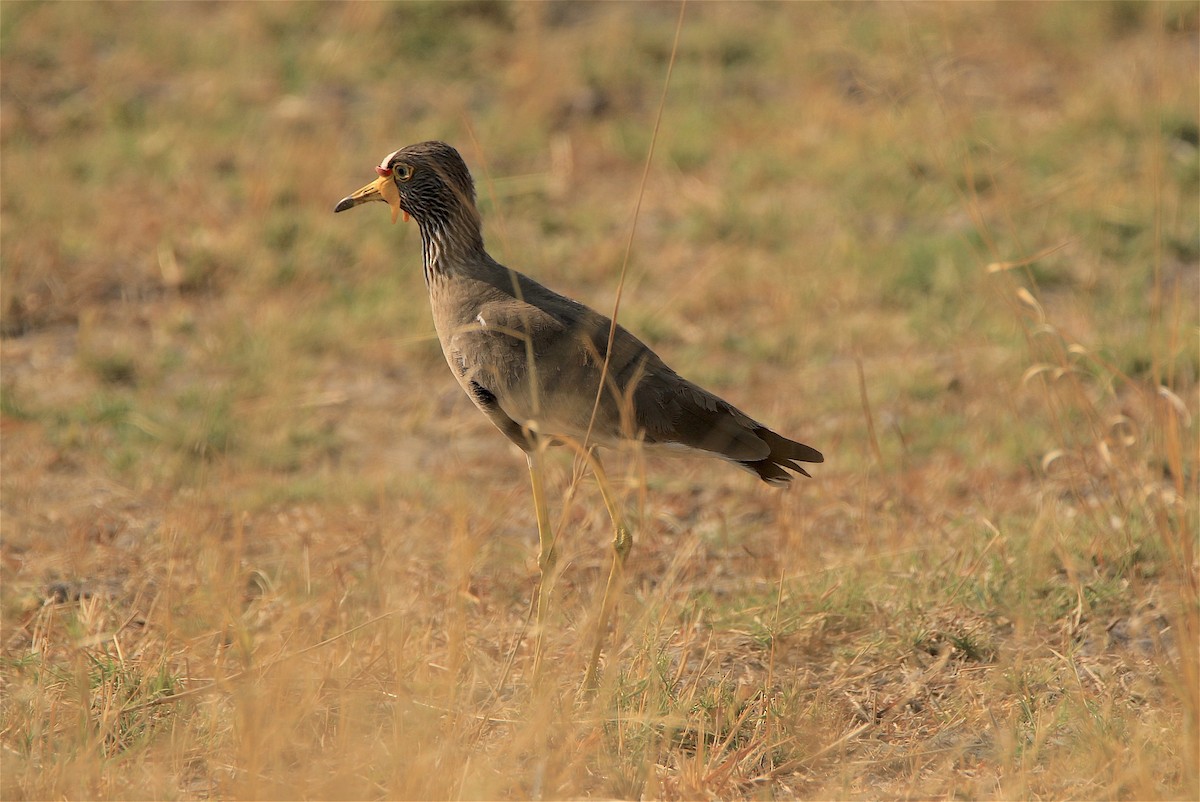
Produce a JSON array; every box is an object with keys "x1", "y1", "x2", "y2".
[{"x1": 449, "y1": 261, "x2": 823, "y2": 483}]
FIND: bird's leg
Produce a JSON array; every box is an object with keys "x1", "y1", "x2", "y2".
[
  {"x1": 526, "y1": 444, "x2": 556, "y2": 683},
  {"x1": 580, "y1": 448, "x2": 632, "y2": 692}
]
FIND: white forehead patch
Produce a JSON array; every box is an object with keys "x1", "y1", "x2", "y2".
[{"x1": 380, "y1": 149, "x2": 402, "y2": 169}]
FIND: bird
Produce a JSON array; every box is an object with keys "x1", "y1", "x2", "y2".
[{"x1": 334, "y1": 141, "x2": 822, "y2": 688}]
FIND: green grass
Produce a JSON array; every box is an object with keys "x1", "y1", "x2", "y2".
[{"x1": 2, "y1": 1, "x2": 1197, "y2": 799}]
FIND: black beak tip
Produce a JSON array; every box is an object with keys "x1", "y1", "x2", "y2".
[{"x1": 333, "y1": 197, "x2": 355, "y2": 214}]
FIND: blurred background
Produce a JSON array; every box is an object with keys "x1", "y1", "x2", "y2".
[{"x1": 2, "y1": 2, "x2": 1197, "y2": 799}]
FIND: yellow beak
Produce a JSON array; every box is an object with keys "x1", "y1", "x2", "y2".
[{"x1": 333, "y1": 174, "x2": 406, "y2": 224}]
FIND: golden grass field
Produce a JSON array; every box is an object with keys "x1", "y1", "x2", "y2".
[{"x1": 2, "y1": 2, "x2": 1198, "y2": 799}]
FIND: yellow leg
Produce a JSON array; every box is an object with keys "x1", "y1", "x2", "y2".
[
  {"x1": 580, "y1": 449, "x2": 632, "y2": 691},
  {"x1": 527, "y1": 445, "x2": 556, "y2": 683}
]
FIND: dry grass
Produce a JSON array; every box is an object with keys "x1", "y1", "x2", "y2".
[{"x1": 2, "y1": 2, "x2": 1197, "y2": 799}]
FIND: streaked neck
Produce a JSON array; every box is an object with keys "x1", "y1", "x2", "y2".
[{"x1": 418, "y1": 208, "x2": 484, "y2": 286}]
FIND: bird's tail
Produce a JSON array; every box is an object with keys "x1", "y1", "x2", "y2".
[{"x1": 736, "y1": 427, "x2": 823, "y2": 486}]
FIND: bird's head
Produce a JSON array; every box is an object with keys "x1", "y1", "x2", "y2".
[{"x1": 334, "y1": 141, "x2": 478, "y2": 230}]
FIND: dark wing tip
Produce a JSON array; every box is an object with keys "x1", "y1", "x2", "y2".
[
  {"x1": 742, "y1": 429, "x2": 823, "y2": 485},
  {"x1": 793, "y1": 444, "x2": 824, "y2": 464}
]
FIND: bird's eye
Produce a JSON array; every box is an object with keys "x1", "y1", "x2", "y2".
[{"x1": 392, "y1": 163, "x2": 413, "y2": 181}]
